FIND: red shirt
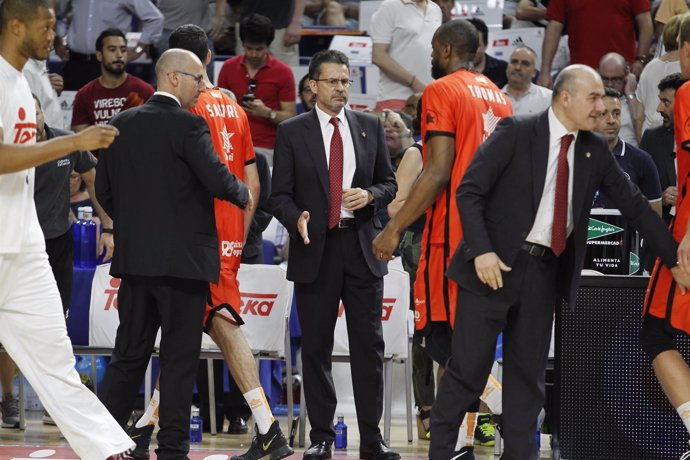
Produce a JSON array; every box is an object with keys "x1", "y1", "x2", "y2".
[
  {"x1": 216, "y1": 54, "x2": 295, "y2": 149},
  {"x1": 71, "y1": 74, "x2": 154, "y2": 127},
  {"x1": 546, "y1": 0, "x2": 650, "y2": 67}
]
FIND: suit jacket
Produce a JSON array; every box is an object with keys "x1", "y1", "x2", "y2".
[
  {"x1": 96, "y1": 94, "x2": 249, "y2": 283},
  {"x1": 641, "y1": 125, "x2": 676, "y2": 223},
  {"x1": 269, "y1": 108, "x2": 397, "y2": 283},
  {"x1": 446, "y1": 111, "x2": 678, "y2": 307}
]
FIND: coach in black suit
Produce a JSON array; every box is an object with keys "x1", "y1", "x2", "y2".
[
  {"x1": 269, "y1": 50, "x2": 398, "y2": 460},
  {"x1": 96, "y1": 49, "x2": 251, "y2": 459},
  {"x1": 429, "y1": 65, "x2": 690, "y2": 460}
]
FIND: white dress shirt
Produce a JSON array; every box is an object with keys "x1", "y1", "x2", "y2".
[
  {"x1": 526, "y1": 108, "x2": 578, "y2": 247},
  {"x1": 315, "y1": 104, "x2": 356, "y2": 218}
]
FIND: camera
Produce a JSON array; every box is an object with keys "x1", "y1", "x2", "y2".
[{"x1": 242, "y1": 80, "x2": 257, "y2": 103}]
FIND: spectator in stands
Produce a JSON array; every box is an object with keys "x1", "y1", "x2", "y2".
[
  {"x1": 538, "y1": 0, "x2": 653, "y2": 87},
  {"x1": 218, "y1": 14, "x2": 296, "y2": 165},
  {"x1": 636, "y1": 14, "x2": 682, "y2": 134},
  {"x1": 55, "y1": 0, "x2": 164, "y2": 90},
  {"x1": 654, "y1": 0, "x2": 688, "y2": 40},
  {"x1": 502, "y1": 45, "x2": 552, "y2": 115},
  {"x1": 24, "y1": 59, "x2": 64, "y2": 129},
  {"x1": 305, "y1": 0, "x2": 360, "y2": 29},
  {"x1": 298, "y1": 74, "x2": 316, "y2": 113},
  {"x1": 235, "y1": 0, "x2": 306, "y2": 67},
  {"x1": 370, "y1": 0, "x2": 442, "y2": 110},
  {"x1": 467, "y1": 17, "x2": 509, "y2": 89},
  {"x1": 592, "y1": 87, "x2": 662, "y2": 216},
  {"x1": 432, "y1": 0, "x2": 454, "y2": 23},
  {"x1": 402, "y1": 92, "x2": 422, "y2": 121},
  {"x1": 598, "y1": 52, "x2": 643, "y2": 146},
  {"x1": 155, "y1": 0, "x2": 227, "y2": 56},
  {"x1": 383, "y1": 110, "x2": 414, "y2": 169},
  {"x1": 70, "y1": 28, "x2": 155, "y2": 137},
  {"x1": 641, "y1": 73, "x2": 688, "y2": 225}
]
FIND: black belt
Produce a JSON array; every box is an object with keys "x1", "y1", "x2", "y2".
[
  {"x1": 70, "y1": 51, "x2": 98, "y2": 62},
  {"x1": 335, "y1": 218, "x2": 355, "y2": 229},
  {"x1": 521, "y1": 242, "x2": 553, "y2": 257}
]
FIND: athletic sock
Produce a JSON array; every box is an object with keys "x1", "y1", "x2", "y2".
[
  {"x1": 677, "y1": 400, "x2": 690, "y2": 433},
  {"x1": 135, "y1": 388, "x2": 160, "y2": 428},
  {"x1": 243, "y1": 387, "x2": 274, "y2": 434}
]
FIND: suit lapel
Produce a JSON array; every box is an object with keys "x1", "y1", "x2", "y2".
[
  {"x1": 303, "y1": 110, "x2": 329, "y2": 197},
  {"x1": 346, "y1": 109, "x2": 367, "y2": 187},
  {"x1": 532, "y1": 112, "x2": 550, "y2": 213},
  {"x1": 572, "y1": 134, "x2": 594, "y2": 223}
]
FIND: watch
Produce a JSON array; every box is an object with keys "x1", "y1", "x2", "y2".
[{"x1": 269, "y1": 110, "x2": 277, "y2": 121}]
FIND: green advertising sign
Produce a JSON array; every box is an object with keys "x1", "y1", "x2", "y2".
[{"x1": 587, "y1": 218, "x2": 624, "y2": 240}]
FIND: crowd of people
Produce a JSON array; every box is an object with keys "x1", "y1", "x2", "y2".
[{"x1": 5, "y1": 0, "x2": 690, "y2": 460}]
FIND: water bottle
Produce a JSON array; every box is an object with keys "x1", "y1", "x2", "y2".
[
  {"x1": 334, "y1": 415, "x2": 347, "y2": 450},
  {"x1": 536, "y1": 408, "x2": 545, "y2": 450},
  {"x1": 72, "y1": 207, "x2": 85, "y2": 267},
  {"x1": 190, "y1": 407, "x2": 202, "y2": 443},
  {"x1": 76, "y1": 207, "x2": 97, "y2": 268}
]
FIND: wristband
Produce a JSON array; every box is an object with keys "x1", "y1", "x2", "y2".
[{"x1": 102, "y1": 228, "x2": 114, "y2": 234}]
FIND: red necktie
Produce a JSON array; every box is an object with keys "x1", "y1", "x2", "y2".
[
  {"x1": 551, "y1": 134, "x2": 573, "y2": 256},
  {"x1": 328, "y1": 117, "x2": 344, "y2": 229}
]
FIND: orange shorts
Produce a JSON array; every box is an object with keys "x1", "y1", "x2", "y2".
[
  {"x1": 644, "y1": 258, "x2": 690, "y2": 333},
  {"x1": 414, "y1": 243, "x2": 457, "y2": 333},
  {"x1": 203, "y1": 266, "x2": 243, "y2": 331}
]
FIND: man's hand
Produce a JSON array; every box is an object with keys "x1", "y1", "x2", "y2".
[
  {"x1": 372, "y1": 225, "x2": 399, "y2": 261},
  {"x1": 662, "y1": 186, "x2": 678, "y2": 207},
  {"x1": 245, "y1": 190, "x2": 255, "y2": 213},
  {"x1": 210, "y1": 13, "x2": 225, "y2": 40},
  {"x1": 99, "y1": 232, "x2": 114, "y2": 262},
  {"x1": 342, "y1": 188, "x2": 371, "y2": 211},
  {"x1": 284, "y1": 20, "x2": 302, "y2": 46},
  {"x1": 537, "y1": 72, "x2": 553, "y2": 89},
  {"x1": 49, "y1": 73, "x2": 64, "y2": 96},
  {"x1": 297, "y1": 210, "x2": 310, "y2": 245},
  {"x1": 631, "y1": 60, "x2": 644, "y2": 80},
  {"x1": 242, "y1": 99, "x2": 271, "y2": 118},
  {"x1": 670, "y1": 266, "x2": 690, "y2": 295},
  {"x1": 73, "y1": 125, "x2": 119, "y2": 151},
  {"x1": 474, "y1": 252, "x2": 512, "y2": 290},
  {"x1": 624, "y1": 73, "x2": 638, "y2": 97}
]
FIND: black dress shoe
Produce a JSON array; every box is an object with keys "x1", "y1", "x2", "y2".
[
  {"x1": 227, "y1": 416, "x2": 248, "y2": 434},
  {"x1": 359, "y1": 440, "x2": 401, "y2": 460},
  {"x1": 303, "y1": 440, "x2": 332, "y2": 459}
]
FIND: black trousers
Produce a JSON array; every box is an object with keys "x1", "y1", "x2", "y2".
[
  {"x1": 429, "y1": 250, "x2": 558, "y2": 460},
  {"x1": 45, "y1": 229, "x2": 73, "y2": 316},
  {"x1": 295, "y1": 226, "x2": 385, "y2": 446},
  {"x1": 99, "y1": 275, "x2": 207, "y2": 460}
]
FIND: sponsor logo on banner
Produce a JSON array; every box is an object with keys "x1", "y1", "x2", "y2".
[
  {"x1": 240, "y1": 292, "x2": 278, "y2": 316},
  {"x1": 587, "y1": 218, "x2": 624, "y2": 239},
  {"x1": 103, "y1": 277, "x2": 121, "y2": 310},
  {"x1": 337, "y1": 298, "x2": 396, "y2": 320}
]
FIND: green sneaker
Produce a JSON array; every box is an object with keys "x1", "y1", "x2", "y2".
[{"x1": 474, "y1": 413, "x2": 495, "y2": 447}]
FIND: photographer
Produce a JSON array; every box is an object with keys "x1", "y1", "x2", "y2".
[{"x1": 217, "y1": 13, "x2": 297, "y2": 165}]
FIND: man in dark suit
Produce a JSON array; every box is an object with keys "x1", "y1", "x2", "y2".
[
  {"x1": 96, "y1": 48, "x2": 252, "y2": 460},
  {"x1": 641, "y1": 72, "x2": 687, "y2": 225},
  {"x1": 430, "y1": 65, "x2": 690, "y2": 460},
  {"x1": 269, "y1": 50, "x2": 398, "y2": 460}
]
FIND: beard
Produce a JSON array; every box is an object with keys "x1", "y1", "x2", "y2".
[
  {"x1": 431, "y1": 59, "x2": 446, "y2": 80},
  {"x1": 103, "y1": 62, "x2": 126, "y2": 76}
]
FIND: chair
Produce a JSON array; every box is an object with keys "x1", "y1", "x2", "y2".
[{"x1": 297, "y1": 263, "x2": 413, "y2": 446}]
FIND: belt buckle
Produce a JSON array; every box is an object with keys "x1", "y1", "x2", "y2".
[
  {"x1": 526, "y1": 243, "x2": 545, "y2": 257},
  {"x1": 338, "y1": 219, "x2": 348, "y2": 228}
]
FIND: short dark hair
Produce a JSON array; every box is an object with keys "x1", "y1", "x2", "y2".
[
  {"x1": 308, "y1": 50, "x2": 349, "y2": 80},
  {"x1": 603, "y1": 87, "x2": 622, "y2": 98},
  {"x1": 299, "y1": 73, "x2": 310, "y2": 91},
  {"x1": 239, "y1": 13, "x2": 274, "y2": 46},
  {"x1": 658, "y1": 72, "x2": 688, "y2": 93},
  {"x1": 96, "y1": 28, "x2": 126, "y2": 52},
  {"x1": 434, "y1": 19, "x2": 479, "y2": 63},
  {"x1": 467, "y1": 17, "x2": 488, "y2": 46},
  {"x1": 169, "y1": 24, "x2": 208, "y2": 64},
  {"x1": 0, "y1": 0, "x2": 50, "y2": 31}
]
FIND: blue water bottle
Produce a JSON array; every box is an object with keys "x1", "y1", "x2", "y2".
[
  {"x1": 72, "y1": 206, "x2": 85, "y2": 267},
  {"x1": 77, "y1": 207, "x2": 97, "y2": 268},
  {"x1": 334, "y1": 415, "x2": 347, "y2": 450},
  {"x1": 190, "y1": 408, "x2": 202, "y2": 443}
]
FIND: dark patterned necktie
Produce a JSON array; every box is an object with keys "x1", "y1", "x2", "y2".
[
  {"x1": 551, "y1": 134, "x2": 573, "y2": 256},
  {"x1": 328, "y1": 117, "x2": 344, "y2": 229}
]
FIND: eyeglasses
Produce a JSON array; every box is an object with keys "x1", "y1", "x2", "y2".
[
  {"x1": 600, "y1": 76, "x2": 626, "y2": 85},
  {"x1": 171, "y1": 69, "x2": 204, "y2": 84},
  {"x1": 315, "y1": 78, "x2": 353, "y2": 88}
]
